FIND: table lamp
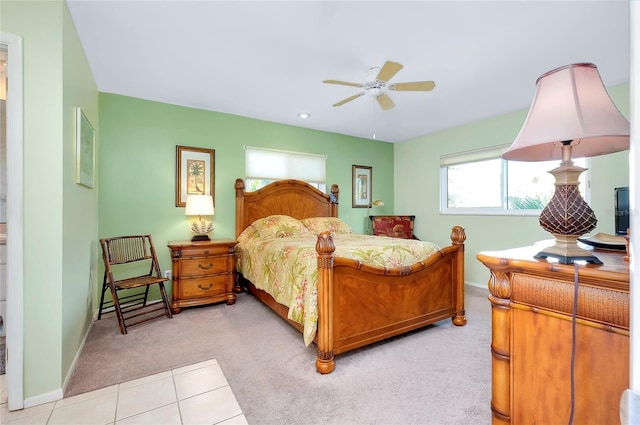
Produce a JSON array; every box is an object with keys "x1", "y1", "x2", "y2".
[
  {"x1": 185, "y1": 194, "x2": 215, "y2": 241},
  {"x1": 502, "y1": 62, "x2": 630, "y2": 264}
]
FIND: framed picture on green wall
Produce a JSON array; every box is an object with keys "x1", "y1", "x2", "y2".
[
  {"x1": 76, "y1": 107, "x2": 95, "y2": 189},
  {"x1": 176, "y1": 145, "x2": 215, "y2": 207},
  {"x1": 352, "y1": 165, "x2": 372, "y2": 208}
]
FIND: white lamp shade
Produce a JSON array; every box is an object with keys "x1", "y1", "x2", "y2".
[
  {"x1": 185, "y1": 195, "x2": 214, "y2": 216},
  {"x1": 503, "y1": 63, "x2": 630, "y2": 161}
]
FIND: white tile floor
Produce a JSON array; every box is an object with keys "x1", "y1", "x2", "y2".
[{"x1": 0, "y1": 359, "x2": 247, "y2": 424}]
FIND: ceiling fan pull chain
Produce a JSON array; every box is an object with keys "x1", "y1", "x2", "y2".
[{"x1": 372, "y1": 97, "x2": 376, "y2": 140}]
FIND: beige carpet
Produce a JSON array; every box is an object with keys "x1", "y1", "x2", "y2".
[{"x1": 66, "y1": 285, "x2": 492, "y2": 424}]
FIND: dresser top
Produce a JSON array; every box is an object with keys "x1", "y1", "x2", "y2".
[{"x1": 477, "y1": 240, "x2": 629, "y2": 285}]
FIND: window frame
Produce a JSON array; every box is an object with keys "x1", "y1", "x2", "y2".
[{"x1": 439, "y1": 145, "x2": 591, "y2": 216}]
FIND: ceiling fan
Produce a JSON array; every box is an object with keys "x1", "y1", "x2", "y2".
[{"x1": 323, "y1": 60, "x2": 435, "y2": 110}]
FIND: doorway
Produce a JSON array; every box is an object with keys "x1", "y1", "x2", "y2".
[
  {"x1": 1, "y1": 42, "x2": 7, "y2": 382},
  {"x1": 1, "y1": 31, "x2": 24, "y2": 412}
]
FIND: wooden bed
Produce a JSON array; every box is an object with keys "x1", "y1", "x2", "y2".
[{"x1": 234, "y1": 178, "x2": 467, "y2": 374}]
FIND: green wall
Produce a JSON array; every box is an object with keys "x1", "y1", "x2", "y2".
[
  {"x1": 98, "y1": 93, "x2": 395, "y2": 289},
  {"x1": 394, "y1": 84, "x2": 630, "y2": 286},
  {"x1": 61, "y1": 0, "x2": 99, "y2": 389},
  {"x1": 2, "y1": 0, "x2": 98, "y2": 403}
]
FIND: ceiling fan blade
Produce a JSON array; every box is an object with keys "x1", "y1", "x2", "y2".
[
  {"x1": 390, "y1": 81, "x2": 436, "y2": 91},
  {"x1": 376, "y1": 94, "x2": 395, "y2": 110},
  {"x1": 333, "y1": 92, "x2": 365, "y2": 107},
  {"x1": 323, "y1": 79, "x2": 363, "y2": 88},
  {"x1": 376, "y1": 61, "x2": 403, "y2": 82}
]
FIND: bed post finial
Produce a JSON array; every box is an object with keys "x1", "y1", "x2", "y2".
[
  {"x1": 450, "y1": 225, "x2": 466, "y2": 246},
  {"x1": 329, "y1": 184, "x2": 339, "y2": 217},
  {"x1": 235, "y1": 178, "x2": 245, "y2": 193},
  {"x1": 330, "y1": 184, "x2": 339, "y2": 203}
]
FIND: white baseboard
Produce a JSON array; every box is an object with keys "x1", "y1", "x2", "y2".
[
  {"x1": 24, "y1": 388, "x2": 63, "y2": 409},
  {"x1": 465, "y1": 281, "x2": 488, "y2": 290},
  {"x1": 23, "y1": 320, "x2": 94, "y2": 408}
]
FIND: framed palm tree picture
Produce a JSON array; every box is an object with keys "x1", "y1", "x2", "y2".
[{"x1": 176, "y1": 145, "x2": 215, "y2": 207}]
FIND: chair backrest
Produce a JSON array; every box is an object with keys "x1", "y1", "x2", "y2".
[
  {"x1": 100, "y1": 235, "x2": 162, "y2": 277},
  {"x1": 369, "y1": 215, "x2": 417, "y2": 239}
]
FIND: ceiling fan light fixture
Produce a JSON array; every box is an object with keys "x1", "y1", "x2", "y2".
[{"x1": 323, "y1": 60, "x2": 435, "y2": 110}]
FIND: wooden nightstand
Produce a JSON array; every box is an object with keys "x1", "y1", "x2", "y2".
[{"x1": 167, "y1": 239, "x2": 237, "y2": 314}]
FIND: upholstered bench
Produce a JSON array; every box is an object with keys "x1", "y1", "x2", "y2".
[{"x1": 369, "y1": 215, "x2": 418, "y2": 240}]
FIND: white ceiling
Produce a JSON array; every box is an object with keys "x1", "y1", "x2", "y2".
[{"x1": 66, "y1": 0, "x2": 630, "y2": 143}]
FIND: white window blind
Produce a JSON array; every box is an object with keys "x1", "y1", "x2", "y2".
[{"x1": 245, "y1": 146, "x2": 326, "y2": 184}]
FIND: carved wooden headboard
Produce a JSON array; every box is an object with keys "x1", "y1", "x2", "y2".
[{"x1": 234, "y1": 179, "x2": 339, "y2": 238}]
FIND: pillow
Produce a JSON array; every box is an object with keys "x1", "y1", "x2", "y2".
[
  {"x1": 236, "y1": 225, "x2": 260, "y2": 245},
  {"x1": 370, "y1": 216, "x2": 415, "y2": 239},
  {"x1": 251, "y1": 215, "x2": 309, "y2": 239},
  {"x1": 301, "y1": 217, "x2": 353, "y2": 234}
]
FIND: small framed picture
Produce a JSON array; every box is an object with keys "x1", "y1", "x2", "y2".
[
  {"x1": 176, "y1": 145, "x2": 215, "y2": 207},
  {"x1": 76, "y1": 107, "x2": 95, "y2": 189},
  {"x1": 352, "y1": 165, "x2": 372, "y2": 208}
]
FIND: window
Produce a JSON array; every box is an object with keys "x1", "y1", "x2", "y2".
[
  {"x1": 245, "y1": 146, "x2": 326, "y2": 191},
  {"x1": 440, "y1": 145, "x2": 588, "y2": 215}
]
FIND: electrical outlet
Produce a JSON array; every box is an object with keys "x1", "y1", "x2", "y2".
[{"x1": 164, "y1": 270, "x2": 172, "y2": 280}]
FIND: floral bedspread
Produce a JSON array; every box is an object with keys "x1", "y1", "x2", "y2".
[{"x1": 236, "y1": 223, "x2": 440, "y2": 346}]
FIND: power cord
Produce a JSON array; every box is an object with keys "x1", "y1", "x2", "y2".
[{"x1": 568, "y1": 262, "x2": 579, "y2": 425}]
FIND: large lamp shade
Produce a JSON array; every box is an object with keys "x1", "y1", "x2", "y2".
[{"x1": 503, "y1": 63, "x2": 629, "y2": 161}]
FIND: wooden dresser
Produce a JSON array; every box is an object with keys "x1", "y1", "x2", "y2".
[
  {"x1": 477, "y1": 243, "x2": 629, "y2": 425},
  {"x1": 167, "y1": 239, "x2": 237, "y2": 314}
]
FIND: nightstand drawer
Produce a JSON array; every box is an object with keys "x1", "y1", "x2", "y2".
[
  {"x1": 179, "y1": 276, "x2": 227, "y2": 298},
  {"x1": 180, "y1": 258, "x2": 228, "y2": 276},
  {"x1": 178, "y1": 244, "x2": 233, "y2": 258}
]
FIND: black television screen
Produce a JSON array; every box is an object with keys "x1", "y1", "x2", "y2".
[{"x1": 615, "y1": 186, "x2": 629, "y2": 235}]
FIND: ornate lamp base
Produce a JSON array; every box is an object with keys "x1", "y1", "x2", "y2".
[
  {"x1": 535, "y1": 155, "x2": 600, "y2": 265},
  {"x1": 190, "y1": 219, "x2": 213, "y2": 242},
  {"x1": 534, "y1": 235, "x2": 602, "y2": 265}
]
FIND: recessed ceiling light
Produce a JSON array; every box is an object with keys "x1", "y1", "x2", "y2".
[{"x1": 297, "y1": 112, "x2": 310, "y2": 119}]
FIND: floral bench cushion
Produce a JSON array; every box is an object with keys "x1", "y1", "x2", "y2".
[{"x1": 369, "y1": 215, "x2": 418, "y2": 240}]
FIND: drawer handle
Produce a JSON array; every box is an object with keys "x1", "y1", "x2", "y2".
[
  {"x1": 198, "y1": 283, "x2": 213, "y2": 290},
  {"x1": 198, "y1": 263, "x2": 214, "y2": 270}
]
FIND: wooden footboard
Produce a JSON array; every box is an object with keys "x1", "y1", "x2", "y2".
[
  {"x1": 315, "y1": 226, "x2": 467, "y2": 373},
  {"x1": 240, "y1": 226, "x2": 467, "y2": 374}
]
